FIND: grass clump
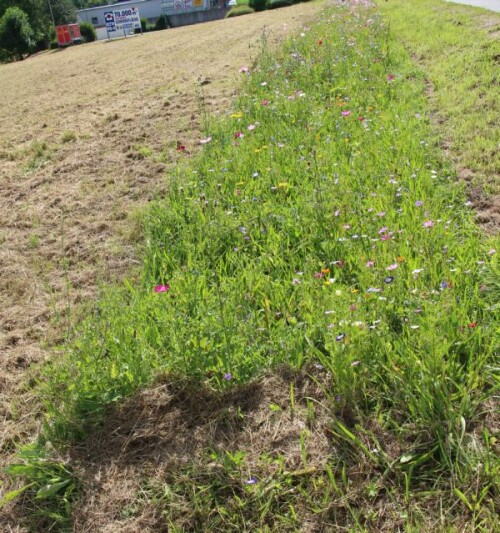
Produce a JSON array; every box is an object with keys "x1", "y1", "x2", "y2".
[{"x1": 6, "y1": 0, "x2": 499, "y2": 530}]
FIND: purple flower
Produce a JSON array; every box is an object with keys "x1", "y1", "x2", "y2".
[
  {"x1": 415, "y1": 200, "x2": 423, "y2": 207},
  {"x1": 336, "y1": 333, "x2": 346, "y2": 342},
  {"x1": 224, "y1": 373, "x2": 232, "y2": 381},
  {"x1": 440, "y1": 281, "x2": 449, "y2": 289},
  {"x1": 245, "y1": 476, "x2": 258, "y2": 485},
  {"x1": 384, "y1": 276, "x2": 394, "y2": 284}
]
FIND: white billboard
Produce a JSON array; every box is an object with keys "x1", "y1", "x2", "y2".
[{"x1": 104, "y1": 7, "x2": 141, "y2": 32}]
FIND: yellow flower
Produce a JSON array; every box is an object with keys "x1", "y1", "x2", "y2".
[{"x1": 231, "y1": 112, "x2": 243, "y2": 118}]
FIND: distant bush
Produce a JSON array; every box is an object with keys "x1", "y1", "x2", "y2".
[
  {"x1": 248, "y1": 0, "x2": 267, "y2": 12},
  {"x1": 225, "y1": 6, "x2": 255, "y2": 17},
  {"x1": 154, "y1": 15, "x2": 169, "y2": 31},
  {"x1": 79, "y1": 22, "x2": 96, "y2": 43},
  {"x1": 0, "y1": 7, "x2": 35, "y2": 62},
  {"x1": 267, "y1": 0, "x2": 292, "y2": 8}
]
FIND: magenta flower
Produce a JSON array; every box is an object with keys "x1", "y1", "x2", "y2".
[
  {"x1": 387, "y1": 74, "x2": 395, "y2": 81},
  {"x1": 234, "y1": 131, "x2": 244, "y2": 139},
  {"x1": 341, "y1": 110, "x2": 351, "y2": 117},
  {"x1": 378, "y1": 226, "x2": 388, "y2": 234},
  {"x1": 154, "y1": 284, "x2": 170, "y2": 293},
  {"x1": 423, "y1": 220, "x2": 434, "y2": 228},
  {"x1": 386, "y1": 263, "x2": 398, "y2": 271}
]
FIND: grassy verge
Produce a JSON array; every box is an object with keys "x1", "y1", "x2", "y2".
[
  {"x1": 3, "y1": 1, "x2": 499, "y2": 530},
  {"x1": 378, "y1": 0, "x2": 499, "y2": 199}
]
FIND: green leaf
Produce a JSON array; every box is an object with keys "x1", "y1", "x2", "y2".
[
  {"x1": 36, "y1": 479, "x2": 72, "y2": 499},
  {"x1": 0, "y1": 483, "x2": 35, "y2": 508}
]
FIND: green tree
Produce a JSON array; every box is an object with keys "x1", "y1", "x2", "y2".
[
  {"x1": 50, "y1": 0, "x2": 76, "y2": 25},
  {"x1": 0, "y1": 6, "x2": 35, "y2": 61}
]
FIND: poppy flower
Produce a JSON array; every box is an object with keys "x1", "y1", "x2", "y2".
[{"x1": 468, "y1": 322, "x2": 477, "y2": 328}]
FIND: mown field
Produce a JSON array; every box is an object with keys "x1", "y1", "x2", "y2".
[{"x1": 1, "y1": 0, "x2": 499, "y2": 531}]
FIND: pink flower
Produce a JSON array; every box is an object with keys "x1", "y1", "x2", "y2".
[
  {"x1": 386, "y1": 263, "x2": 398, "y2": 271},
  {"x1": 358, "y1": 116, "x2": 365, "y2": 121},
  {"x1": 366, "y1": 260, "x2": 375, "y2": 268},
  {"x1": 154, "y1": 284, "x2": 170, "y2": 293},
  {"x1": 422, "y1": 220, "x2": 434, "y2": 228},
  {"x1": 488, "y1": 249, "x2": 496, "y2": 255},
  {"x1": 234, "y1": 131, "x2": 244, "y2": 139},
  {"x1": 247, "y1": 124, "x2": 256, "y2": 131},
  {"x1": 261, "y1": 100, "x2": 269, "y2": 106},
  {"x1": 387, "y1": 74, "x2": 395, "y2": 81},
  {"x1": 341, "y1": 110, "x2": 351, "y2": 117},
  {"x1": 239, "y1": 66, "x2": 249, "y2": 74}
]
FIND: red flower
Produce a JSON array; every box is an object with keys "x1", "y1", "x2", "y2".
[{"x1": 468, "y1": 322, "x2": 477, "y2": 329}]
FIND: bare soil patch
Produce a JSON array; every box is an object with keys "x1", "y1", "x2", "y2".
[{"x1": 0, "y1": 1, "x2": 323, "y2": 521}]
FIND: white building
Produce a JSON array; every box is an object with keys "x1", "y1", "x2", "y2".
[{"x1": 77, "y1": 0, "x2": 225, "y2": 40}]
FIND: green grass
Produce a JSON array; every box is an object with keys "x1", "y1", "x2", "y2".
[
  {"x1": 4, "y1": 1, "x2": 499, "y2": 530},
  {"x1": 379, "y1": 0, "x2": 500, "y2": 194}
]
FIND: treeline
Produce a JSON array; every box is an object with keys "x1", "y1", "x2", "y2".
[{"x1": 0, "y1": 0, "x2": 76, "y2": 61}]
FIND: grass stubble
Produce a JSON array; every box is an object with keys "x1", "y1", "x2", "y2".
[{"x1": 2, "y1": 0, "x2": 499, "y2": 531}]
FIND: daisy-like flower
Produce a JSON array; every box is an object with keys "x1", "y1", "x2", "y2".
[{"x1": 248, "y1": 124, "x2": 256, "y2": 131}]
